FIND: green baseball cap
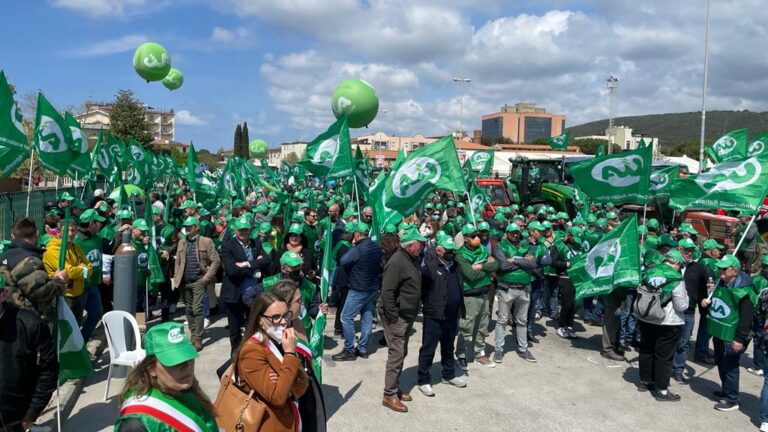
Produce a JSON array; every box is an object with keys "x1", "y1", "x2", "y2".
[
  {"x1": 556, "y1": 212, "x2": 569, "y2": 220},
  {"x1": 477, "y1": 221, "x2": 491, "y2": 231},
  {"x1": 658, "y1": 234, "x2": 678, "y2": 248},
  {"x1": 151, "y1": 206, "x2": 162, "y2": 215},
  {"x1": 399, "y1": 222, "x2": 414, "y2": 231},
  {"x1": 541, "y1": 221, "x2": 553, "y2": 229},
  {"x1": 59, "y1": 192, "x2": 75, "y2": 201},
  {"x1": 606, "y1": 211, "x2": 618, "y2": 220},
  {"x1": 586, "y1": 214, "x2": 597, "y2": 223},
  {"x1": 288, "y1": 223, "x2": 303, "y2": 235},
  {"x1": 595, "y1": 219, "x2": 607, "y2": 228},
  {"x1": 679, "y1": 223, "x2": 698, "y2": 235},
  {"x1": 72, "y1": 199, "x2": 86, "y2": 210},
  {"x1": 179, "y1": 200, "x2": 197, "y2": 210},
  {"x1": 97, "y1": 201, "x2": 109, "y2": 212},
  {"x1": 664, "y1": 250, "x2": 685, "y2": 264},
  {"x1": 117, "y1": 209, "x2": 133, "y2": 220},
  {"x1": 678, "y1": 238, "x2": 697, "y2": 249},
  {"x1": 493, "y1": 212, "x2": 506, "y2": 221},
  {"x1": 457, "y1": 203, "x2": 465, "y2": 209},
  {"x1": 233, "y1": 217, "x2": 251, "y2": 230},
  {"x1": 702, "y1": 239, "x2": 725, "y2": 251},
  {"x1": 144, "y1": 322, "x2": 199, "y2": 367},
  {"x1": 525, "y1": 206, "x2": 534, "y2": 213},
  {"x1": 79, "y1": 209, "x2": 105, "y2": 223},
  {"x1": 646, "y1": 218, "x2": 660, "y2": 230},
  {"x1": 344, "y1": 222, "x2": 358, "y2": 233},
  {"x1": 400, "y1": 228, "x2": 426, "y2": 243},
  {"x1": 461, "y1": 223, "x2": 478, "y2": 235},
  {"x1": 506, "y1": 223, "x2": 521, "y2": 233},
  {"x1": 637, "y1": 225, "x2": 648, "y2": 236},
  {"x1": 528, "y1": 221, "x2": 543, "y2": 231},
  {"x1": 572, "y1": 215, "x2": 584, "y2": 225},
  {"x1": 342, "y1": 207, "x2": 357, "y2": 219},
  {"x1": 568, "y1": 226, "x2": 583, "y2": 238},
  {"x1": 258, "y1": 222, "x2": 272, "y2": 234},
  {"x1": 438, "y1": 236, "x2": 456, "y2": 250},
  {"x1": 232, "y1": 199, "x2": 245, "y2": 207},
  {"x1": 355, "y1": 222, "x2": 370, "y2": 233},
  {"x1": 280, "y1": 250, "x2": 303, "y2": 267},
  {"x1": 131, "y1": 219, "x2": 149, "y2": 231},
  {"x1": 425, "y1": 203, "x2": 434, "y2": 210},
  {"x1": 383, "y1": 223, "x2": 397, "y2": 234},
  {"x1": 182, "y1": 216, "x2": 199, "y2": 227},
  {"x1": 715, "y1": 254, "x2": 740, "y2": 269}
]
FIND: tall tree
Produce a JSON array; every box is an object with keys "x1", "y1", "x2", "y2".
[
  {"x1": 241, "y1": 122, "x2": 250, "y2": 158},
  {"x1": 234, "y1": 123, "x2": 243, "y2": 158},
  {"x1": 109, "y1": 89, "x2": 153, "y2": 148}
]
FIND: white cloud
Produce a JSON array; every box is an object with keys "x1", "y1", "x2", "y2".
[
  {"x1": 50, "y1": 0, "x2": 150, "y2": 18},
  {"x1": 68, "y1": 34, "x2": 148, "y2": 57},
  {"x1": 176, "y1": 110, "x2": 207, "y2": 126},
  {"x1": 210, "y1": 26, "x2": 253, "y2": 47}
]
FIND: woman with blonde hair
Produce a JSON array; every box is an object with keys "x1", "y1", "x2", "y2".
[
  {"x1": 235, "y1": 292, "x2": 309, "y2": 432},
  {"x1": 114, "y1": 322, "x2": 218, "y2": 431}
]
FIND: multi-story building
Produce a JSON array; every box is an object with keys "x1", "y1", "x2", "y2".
[
  {"x1": 75, "y1": 101, "x2": 175, "y2": 147},
  {"x1": 267, "y1": 148, "x2": 281, "y2": 167},
  {"x1": 353, "y1": 133, "x2": 438, "y2": 152},
  {"x1": 481, "y1": 103, "x2": 566, "y2": 144},
  {"x1": 575, "y1": 125, "x2": 661, "y2": 158},
  {"x1": 281, "y1": 141, "x2": 307, "y2": 163}
]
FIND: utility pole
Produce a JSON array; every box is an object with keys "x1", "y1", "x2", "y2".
[
  {"x1": 698, "y1": 0, "x2": 712, "y2": 172},
  {"x1": 606, "y1": 75, "x2": 619, "y2": 154},
  {"x1": 453, "y1": 77, "x2": 471, "y2": 151}
]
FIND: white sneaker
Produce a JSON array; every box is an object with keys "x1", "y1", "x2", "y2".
[
  {"x1": 566, "y1": 327, "x2": 577, "y2": 338},
  {"x1": 760, "y1": 422, "x2": 768, "y2": 432},
  {"x1": 203, "y1": 318, "x2": 211, "y2": 329},
  {"x1": 556, "y1": 327, "x2": 569, "y2": 338},
  {"x1": 748, "y1": 367, "x2": 764, "y2": 377},
  {"x1": 441, "y1": 377, "x2": 467, "y2": 388},
  {"x1": 418, "y1": 384, "x2": 435, "y2": 397}
]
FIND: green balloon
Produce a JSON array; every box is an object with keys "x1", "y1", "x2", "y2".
[
  {"x1": 162, "y1": 68, "x2": 184, "y2": 90},
  {"x1": 249, "y1": 139, "x2": 268, "y2": 159},
  {"x1": 133, "y1": 42, "x2": 171, "y2": 82},
  {"x1": 331, "y1": 78, "x2": 379, "y2": 128}
]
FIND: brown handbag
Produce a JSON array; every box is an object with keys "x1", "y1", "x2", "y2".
[{"x1": 214, "y1": 365, "x2": 266, "y2": 432}]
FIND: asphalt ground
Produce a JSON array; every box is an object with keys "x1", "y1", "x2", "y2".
[{"x1": 59, "y1": 306, "x2": 764, "y2": 432}]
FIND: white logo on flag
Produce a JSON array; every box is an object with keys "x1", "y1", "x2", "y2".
[
  {"x1": 312, "y1": 137, "x2": 339, "y2": 168},
  {"x1": 748, "y1": 140, "x2": 765, "y2": 157},
  {"x1": 713, "y1": 135, "x2": 738, "y2": 156},
  {"x1": 649, "y1": 173, "x2": 668, "y2": 191},
  {"x1": 694, "y1": 157, "x2": 762, "y2": 193},
  {"x1": 591, "y1": 155, "x2": 644, "y2": 187},
  {"x1": 37, "y1": 116, "x2": 67, "y2": 153},
  {"x1": 69, "y1": 126, "x2": 87, "y2": 153},
  {"x1": 391, "y1": 157, "x2": 442, "y2": 199},
  {"x1": 585, "y1": 238, "x2": 621, "y2": 279},
  {"x1": 11, "y1": 103, "x2": 25, "y2": 135}
]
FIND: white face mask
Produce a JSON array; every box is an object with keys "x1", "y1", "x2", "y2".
[{"x1": 264, "y1": 324, "x2": 286, "y2": 343}]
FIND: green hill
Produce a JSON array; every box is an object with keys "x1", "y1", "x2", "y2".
[{"x1": 567, "y1": 110, "x2": 768, "y2": 150}]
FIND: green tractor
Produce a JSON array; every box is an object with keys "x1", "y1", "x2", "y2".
[{"x1": 506, "y1": 156, "x2": 591, "y2": 217}]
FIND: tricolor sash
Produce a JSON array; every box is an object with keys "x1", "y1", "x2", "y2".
[{"x1": 119, "y1": 389, "x2": 219, "y2": 432}]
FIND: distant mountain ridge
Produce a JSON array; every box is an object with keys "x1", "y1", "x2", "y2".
[{"x1": 567, "y1": 110, "x2": 768, "y2": 149}]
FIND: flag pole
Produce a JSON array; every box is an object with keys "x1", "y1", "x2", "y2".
[
  {"x1": 25, "y1": 148, "x2": 35, "y2": 217},
  {"x1": 640, "y1": 203, "x2": 648, "y2": 243},
  {"x1": 352, "y1": 176, "x2": 361, "y2": 215},
  {"x1": 55, "y1": 175, "x2": 59, "y2": 194},
  {"x1": 465, "y1": 191, "x2": 478, "y2": 228}
]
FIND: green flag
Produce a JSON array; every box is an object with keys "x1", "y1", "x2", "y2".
[
  {"x1": 546, "y1": 130, "x2": 570, "y2": 151},
  {"x1": 596, "y1": 143, "x2": 605, "y2": 157},
  {"x1": 144, "y1": 203, "x2": 165, "y2": 288},
  {"x1": 353, "y1": 145, "x2": 370, "y2": 202},
  {"x1": 382, "y1": 135, "x2": 466, "y2": 217},
  {"x1": 705, "y1": 128, "x2": 748, "y2": 164},
  {"x1": 260, "y1": 159, "x2": 281, "y2": 183},
  {"x1": 0, "y1": 71, "x2": 29, "y2": 176},
  {"x1": 91, "y1": 130, "x2": 114, "y2": 174},
  {"x1": 299, "y1": 116, "x2": 353, "y2": 179},
  {"x1": 65, "y1": 112, "x2": 91, "y2": 178},
  {"x1": 468, "y1": 150, "x2": 495, "y2": 177},
  {"x1": 33, "y1": 92, "x2": 78, "y2": 176},
  {"x1": 126, "y1": 139, "x2": 152, "y2": 189},
  {"x1": 308, "y1": 313, "x2": 327, "y2": 383},
  {"x1": 638, "y1": 138, "x2": 648, "y2": 148},
  {"x1": 468, "y1": 182, "x2": 490, "y2": 215},
  {"x1": 746, "y1": 131, "x2": 768, "y2": 159},
  {"x1": 570, "y1": 145, "x2": 653, "y2": 204},
  {"x1": 187, "y1": 142, "x2": 216, "y2": 199},
  {"x1": 368, "y1": 170, "x2": 402, "y2": 234},
  {"x1": 649, "y1": 165, "x2": 679, "y2": 196},
  {"x1": 569, "y1": 215, "x2": 641, "y2": 301},
  {"x1": 57, "y1": 296, "x2": 93, "y2": 383},
  {"x1": 106, "y1": 133, "x2": 129, "y2": 172},
  {"x1": 668, "y1": 156, "x2": 768, "y2": 212},
  {"x1": 461, "y1": 158, "x2": 477, "y2": 185}
]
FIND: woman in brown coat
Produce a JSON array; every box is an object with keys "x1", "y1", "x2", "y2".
[{"x1": 235, "y1": 292, "x2": 309, "y2": 432}]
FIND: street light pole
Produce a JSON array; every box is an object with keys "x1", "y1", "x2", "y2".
[
  {"x1": 453, "y1": 77, "x2": 471, "y2": 151},
  {"x1": 606, "y1": 75, "x2": 618, "y2": 154},
  {"x1": 698, "y1": 0, "x2": 712, "y2": 172},
  {"x1": 377, "y1": 109, "x2": 388, "y2": 160}
]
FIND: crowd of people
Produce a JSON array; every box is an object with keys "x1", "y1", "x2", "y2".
[{"x1": 1, "y1": 180, "x2": 768, "y2": 431}]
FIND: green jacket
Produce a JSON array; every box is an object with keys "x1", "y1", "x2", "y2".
[
  {"x1": 456, "y1": 244, "x2": 498, "y2": 295},
  {"x1": 496, "y1": 238, "x2": 533, "y2": 285}
]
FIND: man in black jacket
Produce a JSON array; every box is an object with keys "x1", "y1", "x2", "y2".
[
  {"x1": 0, "y1": 275, "x2": 58, "y2": 431},
  {"x1": 378, "y1": 229, "x2": 424, "y2": 413},
  {"x1": 220, "y1": 217, "x2": 271, "y2": 352},
  {"x1": 417, "y1": 237, "x2": 467, "y2": 397},
  {"x1": 0, "y1": 218, "x2": 67, "y2": 322},
  {"x1": 671, "y1": 238, "x2": 710, "y2": 383}
]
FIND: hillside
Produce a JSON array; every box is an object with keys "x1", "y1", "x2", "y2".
[{"x1": 568, "y1": 110, "x2": 768, "y2": 150}]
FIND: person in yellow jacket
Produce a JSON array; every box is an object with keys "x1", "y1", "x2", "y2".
[{"x1": 43, "y1": 218, "x2": 92, "y2": 326}]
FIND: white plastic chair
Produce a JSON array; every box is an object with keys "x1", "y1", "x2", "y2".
[{"x1": 102, "y1": 311, "x2": 146, "y2": 400}]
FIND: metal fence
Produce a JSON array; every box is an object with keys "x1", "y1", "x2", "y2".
[{"x1": 0, "y1": 187, "x2": 84, "y2": 240}]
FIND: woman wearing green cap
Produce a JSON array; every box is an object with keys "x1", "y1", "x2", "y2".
[{"x1": 114, "y1": 322, "x2": 218, "y2": 432}]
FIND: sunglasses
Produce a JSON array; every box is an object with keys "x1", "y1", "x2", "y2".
[{"x1": 262, "y1": 311, "x2": 293, "y2": 325}]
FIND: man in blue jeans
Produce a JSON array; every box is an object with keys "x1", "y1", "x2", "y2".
[
  {"x1": 701, "y1": 254, "x2": 755, "y2": 412},
  {"x1": 332, "y1": 222, "x2": 382, "y2": 361}
]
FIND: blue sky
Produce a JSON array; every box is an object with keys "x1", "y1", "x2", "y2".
[{"x1": 2, "y1": 1, "x2": 767, "y2": 151}]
